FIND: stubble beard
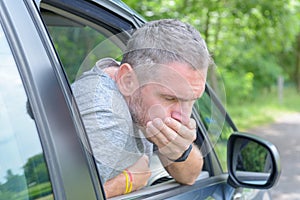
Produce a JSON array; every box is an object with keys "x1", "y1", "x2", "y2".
[{"x1": 128, "y1": 89, "x2": 148, "y2": 129}]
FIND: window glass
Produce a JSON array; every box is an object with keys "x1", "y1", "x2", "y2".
[
  {"x1": 0, "y1": 25, "x2": 53, "y2": 199},
  {"x1": 41, "y1": 9, "x2": 124, "y2": 83},
  {"x1": 195, "y1": 90, "x2": 234, "y2": 172}
]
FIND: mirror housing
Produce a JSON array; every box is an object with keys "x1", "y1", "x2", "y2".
[{"x1": 227, "y1": 132, "x2": 281, "y2": 189}]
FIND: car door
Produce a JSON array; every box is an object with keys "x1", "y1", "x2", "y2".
[
  {"x1": 37, "y1": 0, "x2": 269, "y2": 199},
  {"x1": 36, "y1": 0, "x2": 238, "y2": 199},
  {"x1": 0, "y1": 22, "x2": 55, "y2": 200}
]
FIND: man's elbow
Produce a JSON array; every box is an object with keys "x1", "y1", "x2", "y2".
[
  {"x1": 176, "y1": 171, "x2": 200, "y2": 185},
  {"x1": 177, "y1": 176, "x2": 197, "y2": 185},
  {"x1": 178, "y1": 163, "x2": 203, "y2": 185}
]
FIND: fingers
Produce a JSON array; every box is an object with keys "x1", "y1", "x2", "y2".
[
  {"x1": 187, "y1": 118, "x2": 197, "y2": 130},
  {"x1": 146, "y1": 118, "x2": 177, "y2": 147},
  {"x1": 146, "y1": 117, "x2": 196, "y2": 145},
  {"x1": 145, "y1": 117, "x2": 197, "y2": 160},
  {"x1": 165, "y1": 117, "x2": 196, "y2": 136}
]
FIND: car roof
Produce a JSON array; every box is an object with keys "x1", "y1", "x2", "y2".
[
  {"x1": 35, "y1": 0, "x2": 146, "y2": 27},
  {"x1": 91, "y1": 0, "x2": 146, "y2": 26}
]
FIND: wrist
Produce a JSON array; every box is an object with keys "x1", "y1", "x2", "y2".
[
  {"x1": 169, "y1": 144, "x2": 193, "y2": 162},
  {"x1": 123, "y1": 169, "x2": 133, "y2": 194}
]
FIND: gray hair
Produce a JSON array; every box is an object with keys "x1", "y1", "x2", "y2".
[{"x1": 121, "y1": 19, "x2": 213, "y2": 78}]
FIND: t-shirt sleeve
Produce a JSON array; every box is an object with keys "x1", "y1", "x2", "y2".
[{"x1": 72, "y1": 72, "x2": 140, "y2": 182}]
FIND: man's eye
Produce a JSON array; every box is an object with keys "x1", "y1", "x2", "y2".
[{"x1": 165, "y1": 97, "x2": 176, "y2": 101}]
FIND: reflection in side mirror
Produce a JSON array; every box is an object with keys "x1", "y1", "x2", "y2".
[
  {"x1": 234, "y1": 139, "x2": 272, "y2": 185},
  {"x1": 227, "y1": 132, "x2": 281, "y2": 189}
]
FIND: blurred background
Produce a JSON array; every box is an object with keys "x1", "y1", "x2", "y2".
[
  {"x1": 125, "y1": 0, "x2": 300, "y2": 130},
  {"x1": 124, "y1": 1, "x2": 300, "y2": 199}
]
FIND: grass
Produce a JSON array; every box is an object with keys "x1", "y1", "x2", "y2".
[
  {"x1": 36, "y1": 194, "x2": 53, "y2": 200},
  {"x1": 10, "y1": 182, "x2": 53, "y2": 200},
  {"x1": 210, "y1": 86, "x2": 300, "y2": 171},
  {"x1": 226, "y1": 86, "x2": 300, "y2": 131}
]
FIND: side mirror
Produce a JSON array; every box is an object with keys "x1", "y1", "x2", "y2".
[{"x1": 227, "y1": 132, "x2": 281, "y2": 189}]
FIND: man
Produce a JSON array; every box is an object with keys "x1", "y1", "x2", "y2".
[{"x1": 72, "y1": 19, "x2": 212, "y2": 198}]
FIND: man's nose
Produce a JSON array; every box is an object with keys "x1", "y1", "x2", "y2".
[{"x1": 170, "y1": 102, "x2": 192, "y2": 126}]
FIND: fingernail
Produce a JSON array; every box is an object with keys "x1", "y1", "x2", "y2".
[
  {"x1": 146, "y1": 121, "x2": 152, "y2": 127},
  {"x1": 164, "y1": 117, "x2": 171, "y2": 124},
  {"x1": 189, "y1": 121, "x2": 196, "y2": 129},
  {"x1": 153, "y1": 118, "x2": 162, "y2": 126}
]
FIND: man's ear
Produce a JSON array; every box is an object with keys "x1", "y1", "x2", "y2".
[{"x1": 116, "y1": 63, "x2": 139, "y2": 96}]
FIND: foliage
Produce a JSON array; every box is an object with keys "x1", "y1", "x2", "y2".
[
  {"x1": 23, "y1": 154, "x2": 50, "y2": 185},
  {"x1": 124, "y1": 0, "x2": 300, "y2": 99},
  {"x1": 239, "y1": 140, "x2": 268, "y2": 172},
  {"x1": 195, "y1": 89, "x2": 235, "y2": 171},
  {"x1": 221, "y1": 70, "x2": 254, "y2": 103},
  {"x1": 10, "y1": 182, "x2": 52, "y2": 200},
  {"x1": 227, "y1": 86, "x2": 300, "y2": 131},
  {"x1": 27, "y1": 182, "x2": 52, "y2": 200},
  {"x1": 0, "y1": 154, "x2": 52, "y2": 200},
  {"x1": 46, "y1": 26, "x2": 121, "y2": 83},
  {"x1": 0, "y1": 170, "x2": 27, "y2": 194}
]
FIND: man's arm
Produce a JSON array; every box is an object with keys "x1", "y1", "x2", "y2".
[
  {"x1": 104, "y1": 172, "x2": 127, "y2": 198},
  {"x1": 158, "y1": 144, "x2": 203, "y2": 185},
  {"x1": 145, "y1": 117, "x2": 203, "y2": 185},
  {"x1": 104, "y1": 155, "x2": 151, "y2": 198}
]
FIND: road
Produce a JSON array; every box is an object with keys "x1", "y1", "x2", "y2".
[{"x1": 248, "y1": 112, "x2": 300, "y2": 200}]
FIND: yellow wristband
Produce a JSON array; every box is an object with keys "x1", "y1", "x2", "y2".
[
  {"x1": 126, "y1": 170, "x2": 133, "y2": 193},
  {"x1": 123, "y1": 170, "x2": 130, "y2": 194},
  {"x1": 128, "y1": 180, "x2": 133, "y2": 193}
]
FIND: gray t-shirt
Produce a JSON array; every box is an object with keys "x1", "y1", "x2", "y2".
[{"x1": 72, "y1": 58, "x2": 153, "y2": 183}]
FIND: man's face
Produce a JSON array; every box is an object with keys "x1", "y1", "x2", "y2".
[{"x1": 128, "y1": 62, "x2": 207, "y2": 128}]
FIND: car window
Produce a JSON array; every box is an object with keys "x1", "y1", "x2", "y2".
[
  {"x1": 0, "y1": 24, "x2": 53, "y2": 200},
  {"x1": 40, "y1": 7, "x2": 125, "y2": 83},
  {"x1": 195, "y1": 89, "x2": 234, "y2": 172}
]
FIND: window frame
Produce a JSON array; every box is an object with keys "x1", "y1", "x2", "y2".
[
  {"x1": 193, "y1": 84, "x2": 239, "y2": 174},
  {"x1": 0, "y1": 23, "x2": 54, "y2": 200}
]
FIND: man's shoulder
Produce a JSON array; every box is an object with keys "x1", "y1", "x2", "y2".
[
  {"x1": 95, "y1": 58, "x2": 120, "y2": 70},
  {"x1": 72, "y1": 66, "x2": 117, "y2": 93},
  {"x1": 71, "y1": 58, "x2": 123, "y2": 112},
  {"x1": 73, "y1": 57, "x2": 119, "y2": 84}
]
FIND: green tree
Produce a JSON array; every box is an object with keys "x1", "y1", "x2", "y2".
[
  {"x1": 296, "y1": 33, "x2": 300, "y2": 92},
  {"x1": 23, "y1": 153, "x2": 50, "y2": 185},
  {"x1": 125, "y1": 0, "x2": 300, "y2": 100},
  {"x1": 0, "y1": 169, "x2": 27, "y2": 199},
  {"x1": 240, "y1": 141, "x2": 268, "y2": 172}
]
